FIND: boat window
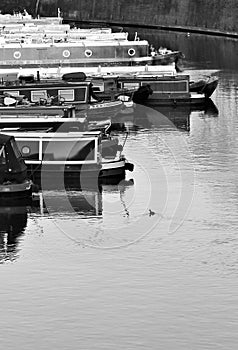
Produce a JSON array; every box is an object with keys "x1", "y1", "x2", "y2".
[
  {"x1": 75, "y1": 87, "x2": 87, "y2": 103},
  {"x1": 10, "y1": 139, "x2": 22, "y2": 159},
  {"x1": 58, "y1": 89, "x2": 74, "y2": 102},
  {"x1": 17, "y1": 140, "x2": 40, "y2": 160},
  {"x1": 122, "y1": 82, "x2": 140, "y2": 90},
  {"x1": 3, "y1": 90, "x2": 20, "y2": 97},
  {"x1": 31, "y1": 90, "x2": 47, "y2": 102},
  {"x1": 0, "y1": 145, "x2": 6, "y2": 164},
  {"x1": 92, "y1": 80, "x2": 104, "y2": 92},
  {"x1": 42, "y1": 139, "x2": 96, "y2": 162},
  {"x1": 105, "y1": 80, "x2": 116, "y2": 90},
  {"x1": 142, "y1": 81, "x2": 188, "y2": 93}
]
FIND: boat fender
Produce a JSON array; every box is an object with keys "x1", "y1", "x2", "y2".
[
  {"x1": 128, "y1": 48, "x2": 136, "y2": 57},
  {"x1": 85, "y1": 49, "x2": 93, "y2": 58},
  {"x1": 125, "y1": 162, "x2": 134, "y2": 172}
]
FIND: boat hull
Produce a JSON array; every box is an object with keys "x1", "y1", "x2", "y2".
[
  {"x1": 0, "y1": 179, "x2": 32, "y2": 198},
  {"x1": 189, "y1": 76, "x2": 219, "y2": 98},
  {"x1": 0, "y1": 41, "x2": 183, "y2": 70},
  {"x1": 144, "y1": 93, "x2": 206, "y2": 106},
  {"x1": 26, "y1": 159, "x2": 132, "y2": 189}
]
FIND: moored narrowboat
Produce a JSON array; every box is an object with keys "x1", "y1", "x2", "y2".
[
  {"x1": 117, "y1": 73, "x2": 207, "y2": 106},
  {"x1": 1, "y1": 129, "x2": 134, "y2": 189}
]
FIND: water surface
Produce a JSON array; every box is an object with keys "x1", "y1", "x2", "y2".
[{"x1": 1, "y1": 29, "x2": 238, "y2": 350}]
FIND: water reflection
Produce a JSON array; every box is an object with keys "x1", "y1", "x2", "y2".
[
  {"x1": 127, "y1": 27, "x2": 238, "y2": 70},
  {"x1": 0, "y1": 179, "x2": 135, "y2": 262},
  {"x1": 112, "y1": 99, "x2": 218, "y2": 132},
  {"x1": 0, "y1": 202, "x2": 28, "y2": 263},
  {"x1": 30, "y1": 178, "x2": 134, "y2": 218},
  {"x1": 31, "y1": 189, "x2": 103, "y2": 217}
]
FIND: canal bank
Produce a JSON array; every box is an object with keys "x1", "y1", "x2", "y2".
[{"x1": 0, "y1": 0, "x2": 237, "y2": 38}]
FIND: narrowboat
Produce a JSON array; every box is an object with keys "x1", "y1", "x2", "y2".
[
  {"x1": 1, "y1": 129, "x2": 134, "y2": 189},
  {"x1": 189, "y1": 75, "x2": 219, "y2": 98},
  {"x1": 0, "y1": 10, "x2": 63, "y2": 25},
  {"x1": 0, "y1": 74, "x2": 127, "y2": 118},
  {"x1": 117, "y1": 73, "x2": 206, "y2": 106},
  {"x1": 0, "y1": 133, "x2": 32, "y2": 198},
  {"x1": 0, "y1": 26, "x2": 183, "y2": 71},
  {"x1": 0, "y1": 39, "x2": 183, "y2": 70}
]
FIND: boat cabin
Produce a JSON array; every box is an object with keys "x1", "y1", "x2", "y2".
[
  {"x1": 117, "y1": 74, "x2": 206, "y2": 105},
  {"x1": 0, "y1": 133, "x2": 28, "y2": 184},
  {"x1": 2, "y1": 129, "x2": 102, "y2": 170},
  {"x1": 118, "y1": 74, "x2": 190, "y2": 99},
  {"x1": 0, "y1": 76, "x2": 92, "y2": 106}
]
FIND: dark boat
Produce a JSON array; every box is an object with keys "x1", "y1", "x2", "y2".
[
  {"x1": 189, "y1": 76, "x2": 219, "y2": 98},
  {"x1": 0, "y1": 133, "x2": 32, "y2": 198},
  {"x1": 117, "y1": 73, "x2": 206, "y2": 106},
  {"x1": 0, "y1": 73, "x2": 127, "y2": 118},
  {"x1": 1, "y1": 128, "x2": 133, "y2": 190}
]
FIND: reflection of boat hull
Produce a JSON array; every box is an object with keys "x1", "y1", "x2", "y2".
[
  {"x1": 112, "y1": 99, "x2": 219, "y2": 132},
  {"x1": 31, "y1": 190, "x2": 103, "y2": 216}
]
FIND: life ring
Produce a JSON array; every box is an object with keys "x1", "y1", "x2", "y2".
[
  {"x1": 63, "y1": 49, "x2": 70, "y2": 58},
  {"x1": 13, "y1": 51, "x2": 21, "y2": 59},
  {"x1": 128, "y1": 48, "x2": 136, "y2": 57},
  {"x1": 85, "y1": 49, "x2": 92, "y2": 58},
  {"x1": 21, "y1": 146, "x2": 30, "y2": 155}
]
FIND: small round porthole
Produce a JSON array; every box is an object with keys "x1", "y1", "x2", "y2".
[
  {"x1": 13, "y1": 51, "x2": 21, "y2": 59},
  {"x1": 63, "y1": 49, "x2": 70, "y2": 58},
  {"x1": 21, "y1": 146, "x2": 30, "y2": 155},
  {"x1": 85, "y1": 49, "x2": 93, "y2": 58},
  {"x1": 128, "y1": 48, "x2": 136, "y2": 57}
]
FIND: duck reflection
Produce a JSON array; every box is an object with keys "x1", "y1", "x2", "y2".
[{"x1": 0, "y1": 201, "x2": 28, "y2": 263}]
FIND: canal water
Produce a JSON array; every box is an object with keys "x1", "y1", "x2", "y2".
[{"x1": 1, "y1": 29, "x2": 238, "y2": 349}]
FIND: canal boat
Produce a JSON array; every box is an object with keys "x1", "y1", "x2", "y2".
[
  {"x1": 0, "y1": 10, "x2": 63, "y2": 26},
  {"x1": 0, "y1": 31, "x2": 183, "y2": 71},
  {"x1": 0, "y1": 74, "x2": 128, "y2": 118},
  {"x1": 189, "y1": 75, "x2": 219, "y2": 98},
  {"x1": 117, "y1": 73, "x2": 206, "y2": 106},
  {"x1": 1, "y1": 129, "x2": 134, "y2": 188},
  {"x1": 0, "y1": 133, "x2": 32, "y2": 198}
]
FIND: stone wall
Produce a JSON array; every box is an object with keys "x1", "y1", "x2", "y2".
[{"x1": 0, "y1": 0, "x2": 237, "y2": 34}]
